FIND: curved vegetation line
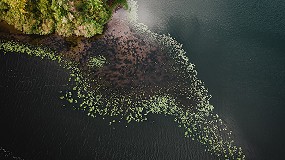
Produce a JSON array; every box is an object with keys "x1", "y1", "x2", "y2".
[{"x1": 0, "y1": 0, "x2": 246, "y2": 159}]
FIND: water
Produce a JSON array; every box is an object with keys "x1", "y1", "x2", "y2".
[
  {"x1": 1, "y1": 0, "x2": 285, "y2": 159},
  {"x1": 137, "y1": 0, "x2": 285, "y2": 159},
  {"x1": 0, "y1": 52, "x2": 217, "y2": 160}
]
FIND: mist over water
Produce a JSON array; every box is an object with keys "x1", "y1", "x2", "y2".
[{"x1": 137, "y1": 0, "x2": 285, "y2": 159}]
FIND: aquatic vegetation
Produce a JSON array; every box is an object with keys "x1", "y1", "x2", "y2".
[
  {"x1": 0, "y1": 41, "x2": 61, "y2": 62},
  {"x1": 125, "y1": 1, "x2": 246, "y2": 157},
  {"x1": 0, "y1": 0, "x2": 127, "y2": 37},
  {"x1": 87, "y1": 55, "x2": 106, "y2": 68},
  {"x1": 0, "y1": 146, "x2": 24, "y2": 160},
  {"x1": 0, "y1": 0, "x2": 246, "y2": 159}
]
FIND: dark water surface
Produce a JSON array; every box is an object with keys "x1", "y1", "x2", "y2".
[
  {"x1": 1, "y1": 0, "x2": 285, "y2": 160},
  {"x1": 0, "y1": 52, "x2": 217, "y2": 159},
  {"x1": 137, "y1": 0, "x2": 285, "y2": 159}
]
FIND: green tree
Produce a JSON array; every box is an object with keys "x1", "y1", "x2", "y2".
[{"x1": 0, "y1": 0, "x2": 127, "y2": 37}]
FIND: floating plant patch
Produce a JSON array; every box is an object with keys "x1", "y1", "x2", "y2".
[
  {"x1": 0, "y1": 147, "x2": 24, "y2": 160},
  {"x1": 0, "y1": 0, "x2": 246, "y2": 159},
  {"x1": 87, "y1": 55, "x2": 107, "y2": 68}
]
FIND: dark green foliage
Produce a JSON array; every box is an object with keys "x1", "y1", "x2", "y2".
[
  {"x1": 110, "y1": 0, "x2": 128, "y2": 10},
  {"x1": 0, "y1": 0, "x2": 127, "y2": 37}
]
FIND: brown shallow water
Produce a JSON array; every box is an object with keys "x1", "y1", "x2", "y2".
[
  {"x1": 0, "y1": 6, "x2": 250, "y2": 159},
  {"x1": 0, "y1": 9, "x2": 218, "y2": 160},
  {"x1": 0, "y1": 9, "x2": 197, "y2": 111}
]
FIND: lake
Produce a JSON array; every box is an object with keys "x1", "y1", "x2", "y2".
[
  {"x1": 136, "y1": 0, "x2": 285, "y2": 159},
  {"x1": 1, "y1": 0, "x2": 285, "y2": 159}
]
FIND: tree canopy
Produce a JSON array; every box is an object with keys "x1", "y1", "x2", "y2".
[{"x1": 0, "y1": 0, "x2": 127, "y2": 37}]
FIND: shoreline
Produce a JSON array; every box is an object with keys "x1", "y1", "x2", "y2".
[
  {"x1": 0, "y1": 8, "x2": 192, "y2": 108},
  {"x1": 0, "y1": 5, "x2": 247, "y2": 159}
]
